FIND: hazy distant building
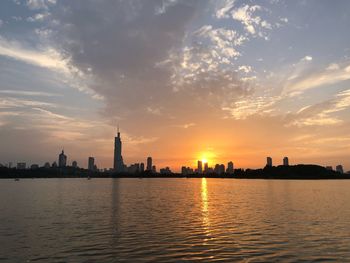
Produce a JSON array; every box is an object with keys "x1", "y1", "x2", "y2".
[
  {"x1": 140, "y1": 162, "x2": 145, "y2": 172},
  {"x1": 181, "y1": 166, "x2": 194, "y2": 175},
  {"x1": 147, "y1": 157, "x2": 152, "y2": 171},
  {"x1": 326, "y1": 166, "x2": 333, "y2": 171},
  {"x1": 204, "y1": 162, "x2": 209, "y2": 173},
  {"x1": 30, "y1": 164, "x2": 39, "y2": 169},
  {"x1": 44, "y1": 162, "x2": 51, "y2": 169},
  {"x1": 58, "y1": 150, "x2": 67, "y2": 167},
  {"x1": 214, "y1": 164, "x2": 225, "y2": 175},
  {"x1": 72, "y1": 161, "x2": 78, "y2": 168},
  {"x1": 52, "y1": 161, "x2": 58, "y2": 168},
  {"x1": 266, "y1": 157, "x2": 272, "y2": 167},
  {"x1": 197, "y1": 160, "x2": 203, "y2": 174},
  {"x1": 160, "y1": 167, "x2": 172, "y2": 175},
  {"x1": 152, "y1": 165, "x2": 156, "y2": 173},
  {"x1": 336, "y1": 165, "x2": 344, "y2": 174},
  {"x1": 113, "y1": 127, "x2": 124, "y2": 172},
  {"x1": 17, "y1": 162, "x2": 26, "y2": 169},
  {"x1": 227, "y1": 161, "x2": 234, "y2": 174},
  {"x1": 127, "y1": 163, "x2": 140, "y2": 174},
  {"x1": 88, "y1": 157, "x2": 95, "y2": 171},
  {"x1": 283, "y1": 157, "x2": 289, "y2": 166}
]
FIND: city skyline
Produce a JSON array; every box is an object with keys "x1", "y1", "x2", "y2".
[
  {"x1": 1, "y1": 128, "x2": 346, "y2": 174},
  {"x1": 1, "y1": 1, "x2": 350, "y2": 170}
]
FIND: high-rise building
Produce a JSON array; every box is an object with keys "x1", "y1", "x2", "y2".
[
  {"x1": 336, "y1": 165, "x2": 344, "y2": 174},
  {"x1": 59, "y1": 150, "x2": 67, "y2": 167},
  {"x1": 113, "y1": 127, "x2": 124, "y2": 172},
  {"x1": 147, "y1": 157, "x2": 152, "y2": 171},
  {"x1": 44, "y1": 162, "x2": 51, "y2": 168},
  {"x1": 266, "y1": 157, "x2": 272, "y2": 167},
  {"x1": 197, "y1": 160, "x2": 203, "y2": 174},
  {"x1": 152, "y1": 165, "x2": 156, "y2": 173},
  {"x1": 88, "y1": 157, "x2": 95, "y2": 171},
  {"x1": 140, "y1": 162, "x2": 145, "y2": 172},
  {"x1": 227, "y1": 161, "x2": 234, "y2": 174},
  {"x1": 283, "y1": 157, "x2": 289, "y2": 166},
  {"x1": 204, "y1": 162, "x2": 209, "y2": 173}
]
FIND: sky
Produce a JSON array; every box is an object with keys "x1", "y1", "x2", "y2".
[{"x1": 0, "y1": 0, "x2": 350, "y2": 171}]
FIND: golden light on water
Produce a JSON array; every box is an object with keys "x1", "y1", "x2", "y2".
[{"x1": 201, "y1": 178, "x2": 211, "y2": 242}]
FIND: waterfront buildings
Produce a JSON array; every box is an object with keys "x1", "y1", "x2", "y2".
[
  {"x1": 197, "y1": 160, "x2": 203, "y2": 174},
  {"x1": 160, "y1": 167, "x2": 172, "y2": 175},
  {"x1": 72, "y1": 161, "x2": 78, "y2": 168},
  {"x1": 336, "y1": 165, "x2": 344, "y2": 174},
  {"x1": 16, "y1": 162, "x2": 26, "y2": 169},
  {"x1": 227, "y1": 161, "x2": 234, "y2": 174},
  {"x1": 266, "y1": 157, "x2": 272, "y2": 167},
  {"x1": 283, "y1": 157, "x2": 289, "y2": 166}
]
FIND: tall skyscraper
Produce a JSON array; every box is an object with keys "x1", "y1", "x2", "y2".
[
  {"x1": 147, "y1": 157, "x2": 152, "y2": 171},
  {"x1": 113, "y1": 127, "x2": 124, "y2": 172},
  {"x1": 140, "y1": 163, "x2": 145, "y2": 172},
  {"x1": 88, "y1": 157, "x2": 95, "y2": 171},
  {"x1": 266, "y1": 157, "x2": 272, "y2": 167},
  {"x1": 283, "y1": 157, "x2": 289, "y2": 166},
  {"x1": 58, "y1": 150, "x2": 67, "y2": 167},
  {"x1": 197, "y1": 160, "x2": 203, "y2": 174}
]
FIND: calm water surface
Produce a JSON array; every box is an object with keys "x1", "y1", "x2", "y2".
[{"x1": 0, "y1": 178, "x2": 350, "y2": 262}]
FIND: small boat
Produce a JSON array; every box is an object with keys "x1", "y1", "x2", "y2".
[
  {"x1": 14, "y1": 178, "x2": 19, "y2": 181},
  {"x1": 87, "y1": 176, "x2": 91, "y2": 180}
]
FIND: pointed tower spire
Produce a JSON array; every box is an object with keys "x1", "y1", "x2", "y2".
[{"x1": 117, "y1": 123, "x2": 120, "y2": 138}]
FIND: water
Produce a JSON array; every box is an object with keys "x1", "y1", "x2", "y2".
[{"x1": 0, "y1": 178, "x2": 350, "y2": 262}]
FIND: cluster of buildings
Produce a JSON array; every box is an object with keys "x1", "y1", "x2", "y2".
[
  {"x1": 0, "y1": 128, "x2": 347, "y2": 175},
  {"x1": 182, "y1": 161, "x2": 235, "y2": 175},
  {"x1": 266, "y1": 156, "x2": 289, "y2": 167}
]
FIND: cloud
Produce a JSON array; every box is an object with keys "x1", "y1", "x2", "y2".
[
  {"x1": 222, "y1": 95, "x2": 281, "y2": 120},
  {"x1": 215, "y1": 0, "x2": 236, "y2": 19},
  {"x1": 0, "y1": 90, "x2": 61, "y2": 97},
  {"x1": 231, "y1": 4, "x2": 263, "y2": 35},
  {"x1": 0, "y1": 36, "x2": 70, "y2": 72},
  {"x1": 0, "y1": 36, "x2": 101, "y2": 99},
  {"x1": 172, "y1": 123, "x2": 196, "y2": 129},
  {"x1": 301, "y1": 55, "x2": 312, "y2": 62},
  {"x1": 284, "y1": 61, "x2": 350, "y2": 95},
  {"x1": 27, "y1": 12, "x2": 50, "y2": 22},
  {"x1": 287, "y1": 89, "x2": 350, "y2": 127},
  {"x1": 238, "y1": 65, "x2": 252, "y2": 73},
  {"x1": 26, "y1": 0, "x2": 56, "y2": 10}
]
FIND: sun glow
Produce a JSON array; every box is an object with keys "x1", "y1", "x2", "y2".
[{"x1": 197, "y1": 151, "x2": 216, "y2": 167}]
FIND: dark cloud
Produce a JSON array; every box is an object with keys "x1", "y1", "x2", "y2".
[{"x1": 43, "y1": 0, "x2": 248, "y2": 121}]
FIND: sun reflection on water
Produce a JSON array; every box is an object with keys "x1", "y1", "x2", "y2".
[{"x1": 201, "y1": 178, "x2": 211, "y2": 242}]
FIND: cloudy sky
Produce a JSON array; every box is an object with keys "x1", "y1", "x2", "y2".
[{"x1": 0, "y1": 0, "x2": 350, "y2": 171}]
